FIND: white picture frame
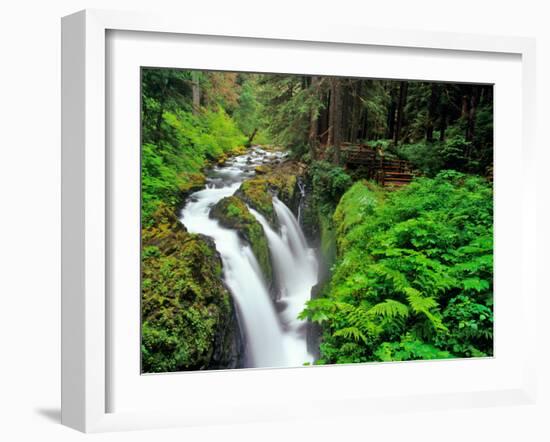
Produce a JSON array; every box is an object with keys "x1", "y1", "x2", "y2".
[{"x1": 61, "y1": 9, "x2": 537, "y2": 433}]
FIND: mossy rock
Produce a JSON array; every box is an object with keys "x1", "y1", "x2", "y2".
[
  {"x1": 210, "y1": 196, "x2": 273, "y2": 288},
  {"x1": 235, "y1": 178, "x2": 276, "y2": 225},
  {"x1": 235, "y1": 160, "x2": 304, "y2": 226},
  {"x1": 141, "y1": 203, "x2": 244, "y2": 372},
  {"x1": 231, "y1": 145, "x2": 248, "y2": 155}
]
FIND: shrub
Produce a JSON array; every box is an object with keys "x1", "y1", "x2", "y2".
[
  {"x1": 309, "y1": 160, "x2": 353, "y2": 213},
  {"x1": 300, "y1": 171, "x2": 493, "y2": 364},
  {"x1": 141, "y1": 108, "x2": 247, "y2": 225},
  {"x1": 399, "y1": 135, "x2": 474, "y2": 176}
]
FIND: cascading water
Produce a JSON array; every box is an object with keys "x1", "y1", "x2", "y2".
[
  {"x1": 250, "y1": 201, "x2": 317, "y2": 363},
  {"x1": 296, "y1": 178, "x2": 306, "y2": 224},
  {"x1": 180, "y1": 147, "x2": 317, "y2": 368}
]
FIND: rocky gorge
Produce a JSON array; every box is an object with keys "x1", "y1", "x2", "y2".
[{"x1": 142, "y1": 145, "x2": 318, "y2": 371}]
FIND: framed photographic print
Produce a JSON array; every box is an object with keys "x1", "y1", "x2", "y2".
[{"x1": 61, "y1": 9, "x2": 537, "y2": 432}]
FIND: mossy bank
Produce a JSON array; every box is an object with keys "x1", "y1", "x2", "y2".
[{"x1": 141, "y1": 204, "x2": 244, "y2": 372}]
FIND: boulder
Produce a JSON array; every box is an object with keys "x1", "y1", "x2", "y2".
[{"x1": 210, "y1": 196, "x2": 274, "y2": 290}]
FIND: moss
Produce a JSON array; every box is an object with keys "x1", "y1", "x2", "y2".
[
  {"x1": 333, "y1": 180, "x2": 384, "y2": 253},
  {"x1": 235, "y1": 160, "x2": 304, "y2": 225},
  {"x1": 210, "y1": 196, "x2": 273, "y2": 287},
  {"x1": 319, "y1": 212, "x2": 337, "y2": 267},
  {"x1": 141, "y1": 203, "x2": 243, "y2": 373},
  {"x1": 231, "y1": 145, "x2": 248, "y2": 156},
  {"x1": 236, "y1": 178, "x2": 276, "y2": 223},
  {"x1": 176, "y1": 172, "x2": 207, "y2": 194},
  {"x1": 254, "y1": 165, "x2": 269, "y2": 175}
]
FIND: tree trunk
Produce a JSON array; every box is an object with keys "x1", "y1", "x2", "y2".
[
  {"x1": 154, "y1": 78, "x2": 169, "y2": 143},
  {"x1": 387, "y1": 95, "x2": 397, "y2": 141},
  {"x1": 247, "y1": 128, "x2": 258, "y2": 146},
  {"x1": 155, "y1": 99, "x2": 165, "y2": 143},
  {"x1": 426, "y1": 83, "x2": 439, "y2": 143},
  {"x1": 317, "y1": 92, "x2": 331, "y2": 149},
  {"x1": 360, "y1": 107, "x2": 368, "y2": 140},
  {"x1": 342, "y1": 82, "x2": 351, "y2": 142},
  {"x1": 386, "y1": 82, "x2": 397, "y2": 140},
  {"x1": 393, "y1": 81, "x2": 408, "y2": 145},
  {"x1": 466, "y1": 86, "x2": 480, "y2": 142},
  {"x1": 308, "y1": 76, "x2": 320, "y2": 159},
  {"x1": 349, "y1": 81, "x2": 362, "y2": 143},
  {"x1": 329, "y1": 78, "x2": 343, "y2": 164},
  {"x1": 191, "y1": 71, "x2": 200, "y2": 114},
  {"x1": 327, "y1": 88, "x2": 334, "y2": 147},
  {"x1": 461, "y1": 93, "x2": 469, "y2": 120},
  {"x1": 439, "y1": 103, "x2": 447, "y2": 142}
]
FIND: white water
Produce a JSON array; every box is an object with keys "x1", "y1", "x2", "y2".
[
  {"x1": 180, "y1": 147, "x2": 317, "y2": 368},
  {"x1": 250, "y1": 201, "x2": 317, "y2": 343},
  {"x1": 296, "y1": 178, "x2": 306, "y2": 223}
]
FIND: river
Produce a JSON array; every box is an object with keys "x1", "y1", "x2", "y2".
[{"x1": 180, "y1": 146, "x2": 318, "y2": 369}]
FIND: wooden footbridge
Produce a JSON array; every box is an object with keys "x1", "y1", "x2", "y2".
[{"x1": 342, "y1": 142, "x2": 414, "y2": 188}]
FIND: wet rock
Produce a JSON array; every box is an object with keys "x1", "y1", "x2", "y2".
[
  {"x1": 235, "y1": 179, "x2": 277, "y2": 226},
  {"x1": 210, "y1": 196, "x2": 274, "y2": 291},
  {"x1": 234, "y1": 159, "x2": 307, "y2": 227}
]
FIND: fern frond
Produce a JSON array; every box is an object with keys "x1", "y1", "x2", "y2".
[
  {"x1": 404, "y1": 287, "x2": 438, "y2": 313},
  {"x1": 368, "y1": 299, "x2": 410, "y2": 319},
  {"x1": 333, "y1": 327, "x2": 368, "y2": 344},
  {"x1": 403, "y1": 287, "x2": 447, "y2": 332},
  {"x1": 369, "y1": 263, "x2": 409, "y2": 291}
]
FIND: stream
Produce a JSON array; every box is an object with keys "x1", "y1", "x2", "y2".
[{"x1": 180, "y1": 146, "x2": 318, "y2": 369}]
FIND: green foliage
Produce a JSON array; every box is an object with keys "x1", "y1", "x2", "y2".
[
  {"x1": 141, "y1": 69, "x2": 251, "y2": 372},
  {"x1": 258, "y1": 74, "x2": 323, "y2": 153},
  {"x1": 200, "y1": 71, "x2": 240, "y2": 112},
  {"x1": 139, "y1": 68, "x2": 494, "y2": 371},
  {"x1": 309, "y1": 160, "x2": 353, "y2": 213},
  {"x1": 236, "y1": 179, "x2": 275, "y2": 223},
  {"x1": 233, "y1": 79, "x2": 259, "y2": 137},
  {"x1": 375, "y1": 335, "x2": 453, "y2": 362},
  {"x1": 357, "y1": 80, "x2": 391, "y2": 140},
  {"x1": 141, "y1": 204, "x2": 240, "y2": 372},
  {"x1": 233, "y1": 77, "x2": 271, "y2": 144},
  {"x1": 141, "y1": 68, "x2": 194, "y2": 143},
  {"x1": 299, "y1": 160, "x2": 352, "y2": 266},
  {"x1": 210, "y1": 196, "x2": 273, "y2": 286},
  {"x1": 141, "y1": 106, "x2": 247, "y2": 224},
  {"x1": 399, "y1": 134, "x2": 477, "y2": 176},
  {"x1": 301, "y1": 172, "x2": 493, "y2": 364},
  {"x1": 435, "y1": 294, "x2": 493, "y2": 357},
  {"x1": 369, "y1": 299, "x2": 410, "y2": 319}
]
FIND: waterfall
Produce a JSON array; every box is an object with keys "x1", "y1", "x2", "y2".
[
  {"x1": 180, "y1": 147, "x2": 317, "y2": 368},
  {"x1": 296, "y1": 178, "x2": 306, "y2": 224},
  {"x1": 250, "y1": 199, "x2": 317, "y2": 363},
  {"x1": 181, "y1": 183, "x2": 286, "y2": 367}
]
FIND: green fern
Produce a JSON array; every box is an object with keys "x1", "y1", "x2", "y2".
[
  {"x1": 368, "y1": 299, "x2": 409, "y2": 319},
  {"x1": 300, "y1": 172, "x2": 493, "y2": 363},
  {"x1": 333, "y1": 327, "x2": 368, "y2": 344},
  {"x1": 404, "y1": 287, "x2": 447, "y2": 332},
  {"x1": 404, "y1": 287, "x2": 438, "y2": 313}
]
